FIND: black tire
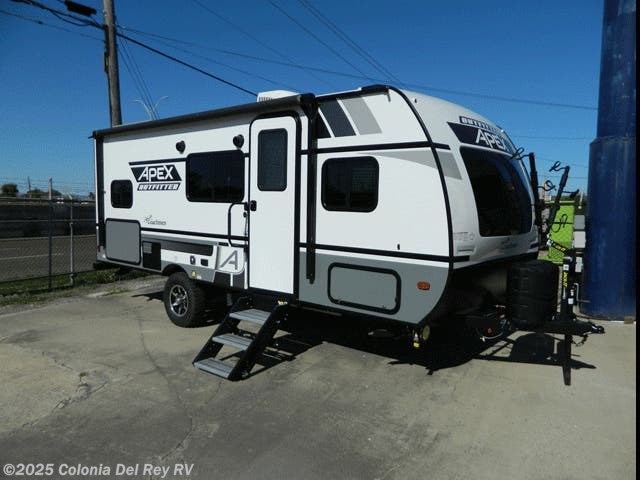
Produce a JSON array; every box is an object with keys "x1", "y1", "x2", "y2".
[{"x1": 163, "y1": 271, "x2": 207, "y2": 328}]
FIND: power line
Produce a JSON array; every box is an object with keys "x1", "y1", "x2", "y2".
[
  {"x1": 116, "y1": 26, "x2": 300, "y2": 92},
  {"x1": 400, "y1": 83, "x2": 596, "y2": 111},
  {"x1": 7, "y1": 2, "x2": 599, "y2": 111},
  {"x1": 297, "y1": 0, "x2": 403, "y2": 86},
  {"x1": 267, "y1": 0, "x2": 377, "y2": 83},
  {"x1": 545, "y1": 174, "x2": 589, "y2": 179},
  {"x1": 10, "y1": 0, "x2": 100, "y2": 27},
  {"x1": 121, "y1": 38, "x2": 155, "y2": 109},
  {"x1": 116, "y1": 32, "x2": 258, "y2": 97},
  {"x1": 10, "y1": 0, "x2": 259, "y2": 97},
  {"x1": 190, "y1": 0, "x2": 336, "y2": 90},
  {"x1": 510, "y1": 134, "x2": 592, "y2": 140},
  {"x1": 134, "y1": 34, "x2": 301, "y2": 92},
  {"x1": 119, "y1": 37, "x2": 156, "y2": 118},
  {"x1": 0, "y1": 8, "x2": 102, "y2": 41},
  {"x1": 537, "y1": 157, "x2": 589, "y2": 168},
  {"x1": 190, "y1": 0, "x2": 295, "y2": 62},
  {"x1": 116, "y1": 24, "x2": 597, "y2": 112},
  {"x1": 118, "y1": 43, "x2": 155, "y2": 118}
]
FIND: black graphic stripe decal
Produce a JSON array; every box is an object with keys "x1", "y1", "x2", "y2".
[
  {"x1": 302, "y1": 141, "x2": 425, "y2": 155},
  {"x1": 434, "y1": 143, "x2": 451, "y2": 150},
  {"x1": 141, "y1": 238, "x2": 214, "y2": 256},
  {"x1": 300, "y1": 141, "x2": 450, "y2": 156},
  {"x1": 320, "y1": 99, "x2": 356, "y2": 137},
  {"x1": 300, "y1": 243, "x2": 469, "y2": 263},
  {"x1": 141, "y1": 226, "x2": 246, "y2": 241},
  {"x1": 129, "y1": 158, "x2": 186, "y2": 166}
]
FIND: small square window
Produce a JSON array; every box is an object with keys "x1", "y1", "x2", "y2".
[
  {"x1": 321, "y1": 157, "x2": 379, "y2": 212},
  {"x1": 111, "y1": 180, "x2": 133, "y2": 208}
]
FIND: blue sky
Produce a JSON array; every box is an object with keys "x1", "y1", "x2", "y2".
[{"x1": 0, "y1": 0, "x2": 603, "y2": 195}]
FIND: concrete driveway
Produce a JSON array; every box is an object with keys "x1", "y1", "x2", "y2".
[{"x1": 0, "y1": 278, "x2": 635, "y2": 480}]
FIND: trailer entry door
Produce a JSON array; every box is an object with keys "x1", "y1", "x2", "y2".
[{"x1": 249, "y1": 116, "x2": 297, "y2": 294}]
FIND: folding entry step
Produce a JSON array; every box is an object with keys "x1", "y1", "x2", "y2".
[{"x1": 193, "y1": 296, "x2": 288, "y2": 380}]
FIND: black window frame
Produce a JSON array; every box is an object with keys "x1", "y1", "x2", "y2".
[
  {"x1": 110, "y1": 180, "x2": 133, "y2": 209},
  {"x1": 321, "y1": 156, "x2": 379, "y2": 213},
  {"x1": 185, "y1": 150, "x2": 246, "y2": 203},
  {"x1": 257, "y1": 128, "x2": 288, "y2": 192}
]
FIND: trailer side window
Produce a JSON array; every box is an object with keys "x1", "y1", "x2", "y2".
[
  {"x1": 461, "y1": 147, "x2": 532, "y2": 236},
  {"x1": 186, "y1": 150, "x2": 245, "y2": 203},
  {"x1": 321, "y1": 157, "x2": 379, "y2": 212},
  {"x1": 111, "y1": 180, "x2": 133, "y2": 209},
  {"x1": 258, "y1": 129, "x2": 287, "y2": 191}
]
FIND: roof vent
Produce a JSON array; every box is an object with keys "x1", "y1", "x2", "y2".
[{"x1": 257, "y1": 90, "x2": 299, "y2": 102}]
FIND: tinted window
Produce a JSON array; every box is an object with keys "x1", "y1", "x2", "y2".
[
  {"x1": 186, "y1": 150, "x2": 245, "y2": 202},
  {"x1": 258, "y1": 129, "x2": 287, "y2": 191},
  {"x1": 461, "y1": 147, "x2": 532, "y2": 236},
  {"x1": 111, "y1": 180, "x2": 133, "y2": 208},
  {"x1": 322, "y1": 157, "x2": 379, "y2": 212}
]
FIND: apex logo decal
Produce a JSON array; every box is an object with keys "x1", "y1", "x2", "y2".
[
  {"x1": 448, "y1": 116, "x2": 514, "y2": 154},
  {"x1": 130, "y1": 163, "x2": 182, "y2": 191},
  {"x1": 219, "y1": 250, "x2": 239, "y2": 269}
]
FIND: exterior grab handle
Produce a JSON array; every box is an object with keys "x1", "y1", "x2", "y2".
[{"x1": 227, "y1": 201, "x2": 247, "y2": 248}]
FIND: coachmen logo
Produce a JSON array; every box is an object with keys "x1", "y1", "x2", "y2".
[
  {"x1": 130, "y1": 164, "x2": 182, "y2": 191},
  {"x1": 448, "y1": 116, "x2": 515, "y2": 154}
]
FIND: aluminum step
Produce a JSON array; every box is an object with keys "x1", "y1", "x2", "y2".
[
  {"x1": 211, "y1": 333, "x2": 252, "y2": 351},
  {"x1": 193, "y1": 358, "x2": 234, "y2": 378},
  {"x1": 229, "y1": 308, "x2": 270, "y2": 326}
]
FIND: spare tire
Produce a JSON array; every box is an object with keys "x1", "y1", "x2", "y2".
[{"x1": 507, "y1": 260, "x2": 558, "y2": 328}]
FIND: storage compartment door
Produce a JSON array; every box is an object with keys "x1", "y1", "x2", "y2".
[
  {"x1": 328, "y1": 263, "x2": 400, "y2": 313},
  {"x1": 105, "y1": 219, "x2": 140, "y2": 264}
]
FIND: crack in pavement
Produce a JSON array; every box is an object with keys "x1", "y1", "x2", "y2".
[
  {"x1": 131, "y1": 306, "x2": 215, "y2": 470},
  {"x1": 0, "y1": 340, "x2": 115, "y2": 435}
]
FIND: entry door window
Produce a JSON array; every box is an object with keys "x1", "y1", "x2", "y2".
[{"x1": 258, "y1": 129, "x2": 288, "y2": 191}]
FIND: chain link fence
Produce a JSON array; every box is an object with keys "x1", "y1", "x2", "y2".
[{"x1": 0, "y1": 197, "x2": 97, "y2": 288}]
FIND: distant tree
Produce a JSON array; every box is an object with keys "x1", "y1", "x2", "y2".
[
  {"x1": 1, "y1": 183, "x2": 18, "y2": 197},
  {"x1": 88, "y1": 191, "x2": 95, "y2": 200},
  {"x1": 28, "y1": 188, "x2": 46, "y2": 198}
]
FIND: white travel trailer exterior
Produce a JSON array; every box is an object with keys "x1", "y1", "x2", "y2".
[{"x1": 93, "y1": 85, "x2": 538, "y2": 332}]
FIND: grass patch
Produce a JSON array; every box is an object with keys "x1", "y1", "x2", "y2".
[{"x1": 0, "y1": 268, "x2": 150, "y2": 306}]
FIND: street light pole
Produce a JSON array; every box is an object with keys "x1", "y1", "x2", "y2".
[
  {"x1": 133, "y1": 96, "x2": 169, "y2": 120},
  {"x1": 103, "y1": 0, "x2": 122, "y2": 126}
]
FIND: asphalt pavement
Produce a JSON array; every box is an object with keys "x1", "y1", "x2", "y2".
[{"x1": 0, "y1": 277, "x2": 635, "y2": 480}]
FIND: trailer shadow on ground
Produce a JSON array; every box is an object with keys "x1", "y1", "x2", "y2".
[
  {"x1": 279, "y1": 311, "x2": 597, "y2": 378},
  {"x1": 132, "y1": 289, "x2": 597, "y2": 380}
]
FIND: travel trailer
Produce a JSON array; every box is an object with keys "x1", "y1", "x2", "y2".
[{"x1": 93, "y1": 85, "x2": 602, "y2": 382}]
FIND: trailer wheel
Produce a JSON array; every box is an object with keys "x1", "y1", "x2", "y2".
[{"x1": 163, "y1": 272, "x2": 206, "y2": 328}]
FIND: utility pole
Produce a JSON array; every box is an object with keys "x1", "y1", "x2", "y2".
[{"x1": 103, "y1": 0, "x2": 122, "y2": 126}]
